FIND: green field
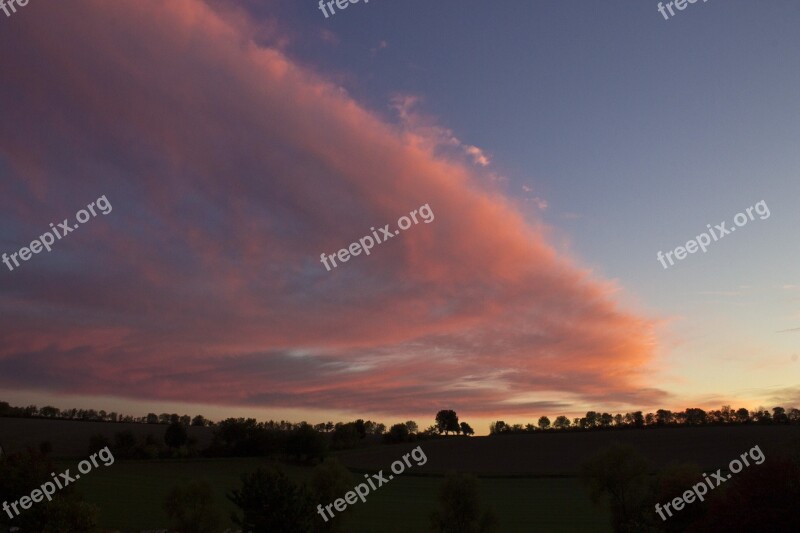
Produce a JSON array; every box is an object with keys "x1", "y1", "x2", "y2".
[{"x1": 61, "y1": 457, "x2": 609, "y2": 532}]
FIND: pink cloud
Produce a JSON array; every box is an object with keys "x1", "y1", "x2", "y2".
[{"x1": 0, "y1": 0, "x2": 665, "y2": 417}]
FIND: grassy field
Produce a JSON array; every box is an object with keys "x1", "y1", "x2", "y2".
[
  {"x1": 0, "y1": 418, "x2": 214, "y2": 458},
  {"x1": 62, "y1": 457, "x2": 608, "y2": 532},
  {"x1": 6, "y1": 419, "x2": 798, "y2": 531}
]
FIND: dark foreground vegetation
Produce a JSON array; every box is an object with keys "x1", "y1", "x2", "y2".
[{"x1": 1, "y1": 399, "x2": 799, "y2": 531}]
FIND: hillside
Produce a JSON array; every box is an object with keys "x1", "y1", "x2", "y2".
[
  {"x1": 0, "y1": 418, "x2": 214, "y2": 458},
  {"x1": 338, "y1": 425, "x2": 800, "y2": 476}
]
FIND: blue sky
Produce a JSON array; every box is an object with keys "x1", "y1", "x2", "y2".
[{"x1": 1, "y1": 0, "x2": 798, "y2": 432}]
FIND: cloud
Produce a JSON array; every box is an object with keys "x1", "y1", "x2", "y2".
[
  {"x1": 390, "y1": 95, "x2": 491, "y2": 168},
  {"x1": 370, "y1": 39, "x2": 388, "y2": 57},
  {"x1": 0, "y1": 0, "x2": 663, "y2": 417}
]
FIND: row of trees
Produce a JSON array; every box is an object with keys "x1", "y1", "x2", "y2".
[
  {"x1": 4, "y1": 399, "x2": 468, "y2": 439},
  {"x1": 0, "y1": 401, "x2": 212, "y2": 427},
  {"x1": 490, "y1": 405, "x2": 800, "y2": 434}
]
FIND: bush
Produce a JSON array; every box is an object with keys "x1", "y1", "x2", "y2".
[
  {"x1": 228, "y1": 466, "x2": 315, "y2": 532},
  {"x1": 0, "y1": 448, "x2": 98, "y2": 531},
  {"x1": 88, "y1": 433, "x2": 111, "y2": 455},
  {"x1": 430, "y1": 473, "x2": 497, "y2": 533},
  {"x1": 309, "y1": 458, "x2": 354, "y2": 532},
  {"x1": 164, "y1": 480, "x2": 221, "y2": 533}
]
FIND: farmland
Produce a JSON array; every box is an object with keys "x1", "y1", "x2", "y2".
[{"x1": 3, "y1": 418, "x2": 798, "y2": 531}]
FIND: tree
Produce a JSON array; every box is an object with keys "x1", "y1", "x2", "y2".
[
  {"x1": 113, "y1": 430, "x2": 137, "y2": 459},
  {"x1": 735, "y1": 408, "x2": 750, "y2": 423},
  {"x1": 693, "y1": 457, "x2": 800, "y2": 532},
  {"x1": 489, "y1": 421, "x2": 506, "y2": 435},
  {"x1": 228, "y1": 466, "x2": 314, "y2": 532},
  {"x1": 684, "y1": 408, "x2": 707, "y2": 425},
  {"x1": 720, "y1": 405, "x2": 732, "y2": 423},
  {"x1": 88, "y1": 434, "x2": 111, "y2": 454},
  {"x1": 435, "y1": 410, "x2": 460, "y2": 435},
  {"x1": 309, "y1": 458, "x2": 353, "y2": 532},
  {"x1": 385, "y1": 423, "x2": 410, "y2": 443},
  {"x1": 754, "y1": 407, "x2": 772, "y2": 424},
  {"x1": 581, "y1": 443, "x2": 650, "y2": 532},
  {"x1": 405, "y1": 420, "x2": 419, "y2": 434},
  {"x1": 460, "y1": 422, "x2": 474, "y2": 436},
  {"x1": 40, "y1": 406, "x2": 61, "y2": 418},
  {"x1": 164, "y1": 480, "x2": 221, "y2": 533},
  {"x1": 330, "y1": 423, "x2": 360, "y2": 450},
  {"x1": 772, "y1": 406, "x2": 789, "y2": 424},
  {"x1": 165, "y1": 421, "x2": 189, "y2": 449},
  {"x1": 0, "y1": 448, "x2": 99, "y2": 531},
  {"x1": 538, "y1": 416, "x2": 551, "y2": 430},
  {"x1": 353, "y1": 419, "x2": 367, "y2": 439},
  {"x1": 146, "y1": 413, "x2": 158, "y2": 424},
  {"x1": 649, "y1": 463, "x2": 705, "y2": 532},
  {"x1": 191, "y1": 415, "x2": 207, "y2": 426},
  {"x1": 430, "y1": 473, "x2": 497, "y2": 532},
  {"x1": 287, "y1": 425, "x2": 328, "y2": 464},
  {"x1": 553, "y1": 416, "x2": 571, "y2": 429}
]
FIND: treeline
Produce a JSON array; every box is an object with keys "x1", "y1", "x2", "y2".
[
  {"x1": 0, "y1": 401, "x2": 212, "y2": 426},
  {"x1": 89, "y1": 416, "x2": 454, "y2": 463},
  {"x1": 490, "y1": 405, "x2": 800, "y2": 434}
]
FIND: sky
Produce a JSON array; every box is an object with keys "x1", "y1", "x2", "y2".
[{"x1": 0, "y1": 0, "x2": 798, "y2": 434}]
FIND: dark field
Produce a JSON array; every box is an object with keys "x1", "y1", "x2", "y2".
[
  {"x1": 62, "y1": 458, "x2": 607, "y2": 532},
  {"x1": 2, "y1": 419, "x2": 798, "y2": 531},
  {"x1": 0, "y1": 418, "x2": 214, "y2": 458},
  {"x1": 339, "y1": 424, "x2": 800, "y2": 475}
]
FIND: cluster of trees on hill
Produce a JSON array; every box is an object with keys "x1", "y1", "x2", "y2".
[
  {"x1": 76, "y1": 410, "x2": 474, "y2": 464},
  {"x1": 1, "y1": 400, "x2": 477, "y2": 449},
  {"x1": 490, "y1": 405, "x2": 800, "y2": 434}
]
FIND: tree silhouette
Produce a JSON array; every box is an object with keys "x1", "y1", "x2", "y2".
[
  {"x1": 435, "y1": 410, "x2": 460, "y2": 435},
  {"x1": 228, "y1": 466, "x2": 314, "y2": 532},
  {"x1": 581, "y1": 443, "x2": 649, "y2": 532},
  {"x1": 164, "y1": 480, "x2": 221, "y2": 533},
  {"x1": 430, "y1": 473, "x2": 497, "y2": 532},
  {"x1": 165, "y1": 422, "x2": 188, "y2": 449}
]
